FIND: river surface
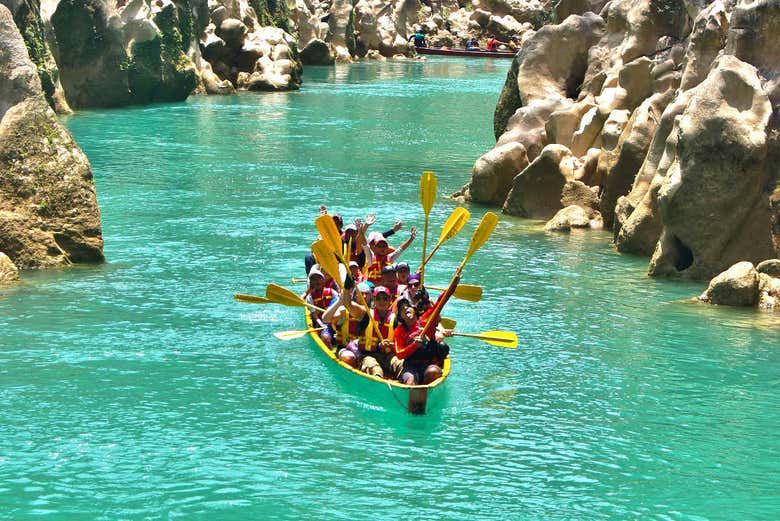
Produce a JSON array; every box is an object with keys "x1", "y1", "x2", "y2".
[{"x1": 2, "y1": 59, "x2": 779, "y2": 520}]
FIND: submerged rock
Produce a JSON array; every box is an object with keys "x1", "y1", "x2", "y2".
[
  {"x1": 0, "y1": 4, "x2": 103, "y2": 268},
  {"x1": 544, "y1": 205, "x2": 602, "y2": 232}
]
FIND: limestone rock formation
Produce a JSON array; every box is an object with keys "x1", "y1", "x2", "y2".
[
  {"x1": 0, "y1": 252, "x2": 20, "y2": 283},
  {"x1": 648, "y1": 56, "x2": 774, "y2": 279},
  {"x1": 0, "y1": 0, "x2": 70, "y2": 113},
  {"x1": 698, "y1": 261, "x2": 759, "y2": 306},
  {"x1": 461, "y1": 142, "x2": 529, "y2": 206},
  {"x1": 0, "y1": 4, "x2": 103, "y2": 268},
  {"x1": 503, "y1": 144, "x2": 575, "y2": 219},
  {"x1": 544, "y1": 204, "x2": 602, "y2": 232},
  {"x1": 464, "y1": 0, "x2": 780, "y2": 281}
]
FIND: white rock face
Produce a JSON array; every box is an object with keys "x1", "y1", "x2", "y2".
[{"x1": 460, "y1": 0, "x2": 780, "y2": 281}]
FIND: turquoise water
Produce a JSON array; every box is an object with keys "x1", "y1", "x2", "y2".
[{"x1": 2, "y1": 59, "x2": 779, "y2": 520}]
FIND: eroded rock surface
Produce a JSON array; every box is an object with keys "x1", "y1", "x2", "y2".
[
  {"x1": 0, "y1": 4, "x2": 103, "y2": 269},
  {"x1": 460, "y1": 0, "x2": 780, "y2": 282}
]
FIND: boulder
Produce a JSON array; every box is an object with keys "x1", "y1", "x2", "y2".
[
  {"x1": 649, "y1": 56, "x2": 775, "y2": 279},
  {"x1": 757, "y1": 272, "x2": 780, "y2": 311},
  {"x1": 0, "y1": 4, "x2": 103, "y2": 268},
  {"x1": 757, "y1": 259, "x2": 780, "y2": 277},
  {"x1": 300, "y1": 38, "x2": 335, "y2": 65},
  {"x1": 698, "y1": 261, "x2": 759, "y2": 306},
  {"x1": 0, "y1": 252, "x2": 20, "y2": 283},
  {"x1": 545, "y1": 100, "x2": 596, "y2": 149},
  {"x1": 465, "y1": 142, "x2": 529, "y2": 205},
  {"x1": 561, "y1": 179, "x2": 599, "y2": 212},
  {"x1": 217, "y1": 18, "x2": 248, "y2": 50},
  {"x1": 503, "y1": 144, "x2": 575, "y2": 219},
  {"x1": 545, "y1": 205, "x2": 603, "y2": 232}
]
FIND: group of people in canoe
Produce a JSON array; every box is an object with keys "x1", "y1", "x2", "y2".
[
  {"x1": 302, "y1": 207, "x2": 459, "y2": 386},
  {"x1": 409, "y1": 29, "x2": 520, "y2": 53}
]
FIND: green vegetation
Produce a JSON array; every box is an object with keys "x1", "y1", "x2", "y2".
[{"x1": 249, "y1": 0, "x2": 292, "y2": 32}]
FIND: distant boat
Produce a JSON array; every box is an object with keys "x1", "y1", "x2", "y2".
[{"x1": 415, "y1": 46, "x2": 516, "y2": 59}]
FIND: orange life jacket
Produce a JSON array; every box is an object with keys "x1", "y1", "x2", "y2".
[
  {"x1": 366, "y1": 254, "x2": 390, "y2": 285},
  {"x1": 363, "y1": 309, "x2": 395, "y2": 352}
]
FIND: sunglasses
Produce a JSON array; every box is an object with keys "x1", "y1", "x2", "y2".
[{"x1": 408, "y1": 281, "x2": 420, "y2": 287}]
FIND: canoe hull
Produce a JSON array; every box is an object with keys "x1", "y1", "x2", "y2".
[
  {"x1": 305, "y1": 308, "x2": 450, "y2": 414},
  {"x1": 415, "y1": 46, "x2": 516, "y2": 59}
]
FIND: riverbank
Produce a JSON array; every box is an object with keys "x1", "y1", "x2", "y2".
[{"x1": 1, "y1": 59, "x2": 778, "y2": 520}]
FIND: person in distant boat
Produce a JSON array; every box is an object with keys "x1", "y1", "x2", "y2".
[
  {"x1": 393, "y1": 288, "x2": 457, "y2": 385},
  {"x1": 409, "y1": 29, "x2": 428, "y2": 48},
  {"x1": 465, "y1": 37, "x2": 480, "y2": 51},
  {"x1": 508, "y1": 35, "x2": 520, "y2": 52},
  {"x1": 485, "y1": 35, "x2": 507, "y2": 51},
  {"x1": 303, "y1": 265, "x2": 338, "y2": 348},
  {"x1": 363, "y1": 227, "x2": 416, "y2": 285}
]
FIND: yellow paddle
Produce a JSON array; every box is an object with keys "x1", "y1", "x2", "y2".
[
  {"x1": 291, "y1": 277, "x2": 307, "y2": 284},
  {"x1": 265, "y1": 283, "x2": 326, "y2": 312},
  {"x1": 312, "y1": 221, "x2": 386, "y2": 342},
  {"x1": 422, "y1": 212, "x2": 499, "y2": 336},
  {"x1": 273, "y1": 327, "x2": 325, "y2": 340},
  {"x1": 419, "y1": 171, "x2": 437, "y2": 285},
  {"x1": 420, "y1": 206, "x2": 470, "y2": 270},
  {"x1": 452, "y1": 330, "x2": 518, "y2": 349},
  {"x1": 427, "y1": 284, "x2": 482, "y2": 302},
  {"x1": 234, "y1": 293, "x2": 273, "y2": 304},
  {"x1": 456, "y1": 211, "x2": 499, "y2": 275},
  {"x1": 439, "y1": 317, "x2": 457, "y2": 329}
]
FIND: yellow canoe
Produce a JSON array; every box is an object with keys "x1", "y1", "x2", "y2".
[{"x1": 304, "y1": 308, "x2": 451, "y2": 414}]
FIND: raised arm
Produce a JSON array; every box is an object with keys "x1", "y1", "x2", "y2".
[{"x1": 388, "y1": 226, "x2": 417, "y2": 261}]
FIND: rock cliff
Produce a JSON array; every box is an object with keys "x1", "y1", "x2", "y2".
[
  {"x1": 459, "y1": 0, "x2": 780, "y2": 281},
  {"x1": 0, "y1": 3, "x2": 104, "y2": 275},
  {"x1": 1, "y1": 0, "x2": 303, "y2": 111}
]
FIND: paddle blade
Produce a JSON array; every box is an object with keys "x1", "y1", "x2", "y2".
[
  {"x1": 438, "y1": 207, "x2": 470, "y2": 244},
  {"x1": 479, "y1": 330, "x2": 518, "y2": 348},
  {"x1": 420, "y1": 171, "x2": 437, "y2": 215},
  {"x1": 234, "y1": 293, "x2": 272, "y2": 304},
  {"x1": 265, "y1": 283, "x2": 306, "y2": 308},
  {"x1": 315, "y1": 214, "x2": 343, "y2": 256},
  {"x1": 427, "y1": 284, "x2": 482, "y2": 302},
  {"x1": 311, "y1": 239, "x2": 344, "y2": 288},
  {"x1": 454, "y1": 330, "x2": 518, "y2": 349},
  {"x1": 459, "y1": 212, "x2": 499, "y2": 272},
  {"x1": 273, "y1": 327, "x2": 324, "y2": 340},
  {"x1": 440, "y1": 317, "x2": 457, "y2": 329},
  {"x1": 452, "y1": 284, "x2": 482, "y2": 302}
]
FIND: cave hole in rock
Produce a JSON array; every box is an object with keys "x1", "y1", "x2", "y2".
[{"x1": 671, "y1": 235, "x2": 694, "y2": 272}]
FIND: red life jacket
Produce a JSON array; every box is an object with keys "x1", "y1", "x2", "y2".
[
  {"x1": 309, "y1": 287, "x2": 335, "y2": 310},
  {"x1": 366, "y1": 254, "x2": 390, "y2": 285},
  {"x1": 487, "y1": 37, "x2": 497, "y2": 51}
]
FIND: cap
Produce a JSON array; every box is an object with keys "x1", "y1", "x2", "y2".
[
  {"x1": 367, "y1": 231, "x2": 383, "y2": 244},
  {"x1": 349, "y1": 260, "x2": 359, "y2": 268},
  {"x1": 357, "y1": 282, "x2": 372, "y2": 293},
  {"x1": 382, "y1": 265, "x2": 396, "y2": 274},
  {"x1": 308, "y1": 266, "x2": 324, "y2": 279},
  {"x1": 395, "y1": 261, "x2": 410, "y2": 271},
  {"x1": 373, "y1": 286, "x2": 391, "y2": 297},
  {"x1": 407, "y1": 273, "x2": 421, "y2": 284},
  {"x1": 344, "y1": 224, "x2": 357, "y2": 233}
]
